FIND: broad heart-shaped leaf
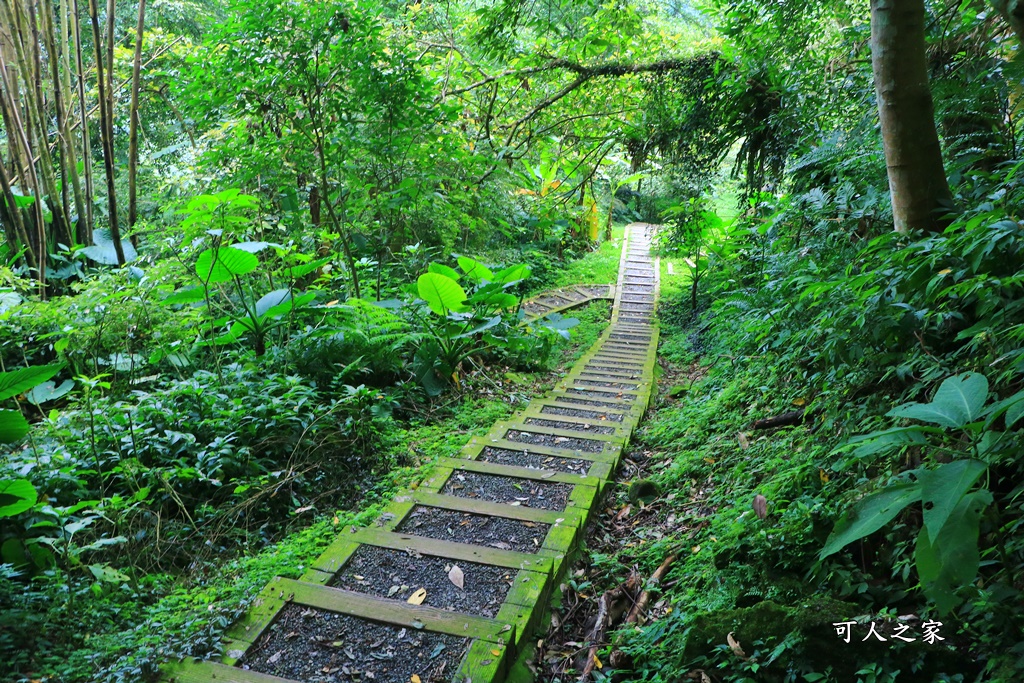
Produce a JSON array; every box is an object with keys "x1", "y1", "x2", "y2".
[
  {"x1": 417, "y1": 272, "x2": 467, "y2": 316},
  {"x1": 494, "y1": 263, "x2": 531, "y2": 285},
  {"x1": 0, "y1": 479, "x2": 38, "y2": 518},
  {"x1": 457, "y1": 256, "x2": 493, "y2": 283},
  {"x1": 79, "y1": 228, "x2": 138, "y2": 265},
  {"x1": 0, "y1": 290, "x2": 22, "y2": 313},
  {"x1": 920, "y1": 459, "x2": 987, "y2": 540},
  {"x1": 262, "y1": 291, "x2": 316, "y2": 320},
  {"x1": 454, "y1": 315, "x2": 502, "y2": 339},
  {"x1": 915, "y1": 489, "x2": 992, "y2": 615},
  {"x1": 195, "y1": 247, "x2": 259, "y2": 284},
  {"x1": 428, "y1": 262, "x2": 461, "y2": 281},
  {"x1": 888, "y1": 372, "x2": 988, "y2": 428},
  {"x1": 26, "y1": 379, "x2": 75, "y2": 405},
  {"x1": 819, "y1": 482, "x2": 922, "y2": 559},
  {"x1": 255, "y1": 289, "x2": 292, "y2": 317},
  {"x1": 0, "y1": 364, "x2": 63, "y2": 401}
]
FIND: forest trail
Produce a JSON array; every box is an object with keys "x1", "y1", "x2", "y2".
[{"x1": 164, "y1": 223, "x2": 661, "y2": 683}]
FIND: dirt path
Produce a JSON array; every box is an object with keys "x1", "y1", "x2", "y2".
[{"x1": 164, "y1": 223, "x2": 661, "y2": 683}]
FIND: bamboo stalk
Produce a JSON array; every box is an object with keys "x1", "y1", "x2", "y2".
[
  {"x1": 87, "y1": 0, "x2": 124, "y2": 264},
  {"x1": 127, "y1": 0, "x2": 146, "y2": 234}
]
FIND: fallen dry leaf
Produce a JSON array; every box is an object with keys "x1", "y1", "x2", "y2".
[
  {"x1": 615, "y1": 505, "x2": 632, "y2": 522},
  {"x1": 407, "y1": 588, "x2": 427, "y2": 605},
  {"x1": 410, "y1": 675, "x2": 421, "y2": 683},
  {"x1": 727, "y1": 631, "x2": 747, "y2": 659},
  {"x1": 448, "y1": 564, "x2": 465, "y2": 589},
  {"x1": 737, "y1": 432, "x2": 749, "y2": 450}
]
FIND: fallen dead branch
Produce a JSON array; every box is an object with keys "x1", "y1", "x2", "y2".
[
  {"x1": 625, "y1": 553, "x2": 678, "y2": 625},
  {"x1": 577, "y1": 571, "x2": 640, "y2": 682}
]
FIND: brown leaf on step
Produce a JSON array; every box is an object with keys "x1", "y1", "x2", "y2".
[
  {"x1": 267, "y1": 650, "x2": 284, "y2": 664},
  {"x1": 727, "y1": 631, "x2": 747, "y2": 659},
  {"x1": 490, "y1": 541, "x2": 512, "y2": 550},
  {"x1": 615, "y1": 505, "x2": 632, "y2": 521},
  {"x1": 737, "y1": 432, "x2": 749, "y2": 450},
  {"x1": 407, "y1": 588, "x2": 427, "y2": 605},
  {"x1": 753, "y1": 494, "x2": 767, "y2": 520},
  {"x1": 448, "y1": 565, "x2": 465, "y2": 590}
]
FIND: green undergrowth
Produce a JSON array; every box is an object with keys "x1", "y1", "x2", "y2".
[
  {"x1": 66, "y1": 301, "x2": 608, "y2": 683},
  {"x1": 60, "y1": 393, "x2": 515, "y2": 682},
  {"x1": 524, "y1": 225, "x2": 626, "y2": 296}
]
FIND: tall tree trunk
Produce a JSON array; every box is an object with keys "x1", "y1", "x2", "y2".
[
  {"x1": 990, "y1": 1, "x2": 1024, "y2": 45},
  {"x1": 127, "y1": 0, "x2": 145, "y2": 237},
  {"x1": 71, "y1": 0, "x2": 93, "y2": 243},
  {"x1": 87, "y1": 0, "x2": 125, "y2": 264},
  {"x1": 870, "y1": 0, "x2": 953, "y2": 233}
]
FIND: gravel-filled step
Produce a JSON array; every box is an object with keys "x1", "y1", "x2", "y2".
[
  {"x1": 505, "y1": 428, "x2": 606, "y2": 452},
  {"x1": 581, "y1": 368, "x2": 634, "y2": 378},
  {"x1": 582, "y1": 368, "x2": 641, "y2": 378},
  {"x1": 566, "y1": 387, "x2": 635, "y2": 400},
  {"x1": 540, "y1": 405, "x2": 625, "y2": 421},
  {"x1": 442, "y1": 470, "x2": 572, "y2": 510},
  {"x1": 552, "y1": 395, "x2": 630, "y2": 409},
  {"x1": 480, "y1": 446, "x2": 591, "y2": 474},
  {"x1": 577, "y1": 285, "x2": 611, "y2": 297},
  {"x1": 238, "y1": 603, "x2": 469, "y2": 683},
  {"x1": 329, "y1": 545, "x2": 511, "y2": 617},
  {"x1": 397, "y1": 506, "x2": 549, "y2": 553},
  {"x1": 524, "y1": 417, "x2": 616, "y2": 434},
  {"x1": 576, "y1": 379, "x2": 640, "y2": 390}
]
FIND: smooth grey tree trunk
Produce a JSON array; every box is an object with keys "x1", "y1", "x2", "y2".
[{"x1": 870, "y1": 0, "x2": 953, "y2": 233}]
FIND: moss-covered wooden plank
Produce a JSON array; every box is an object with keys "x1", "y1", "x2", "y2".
[
  {"x1": 454, "y1": 638, "x2": 510, "y2": 683},
  {"x1": 413, "y1": 490, "x2": 584, "y2": 526},
  {"x1": 466, "y1": 436, "x2": 621, "y2": 461},
  {"x1": 438, "y1": 456, "x2": 604, "y2": 487},
  {"x1": 165, "y1": 659, "x2": 297, "y2": 683},
  {"x1": 266, "y1": 577, "x2": 512, "y2": 642}
]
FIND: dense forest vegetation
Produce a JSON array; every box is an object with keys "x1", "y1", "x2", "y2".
[{"x1": 2, "y1": 0, "x2": 1023, "y2": 681}]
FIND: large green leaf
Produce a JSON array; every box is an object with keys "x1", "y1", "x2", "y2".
[
  {"x1": 0, "y1": 479, "x2": 37, "y2": 518},
  {"x1": 985, "y1": 388, "x2": 1024, "y2": 429},
  {"x1": 26, "y1": 380, "x2": 75, "y2": 405},
  {"x1": 428, "y1": 262, "x2": 461, "y2": 281},
  {"x1": 920, "y1": 460, "x2": 987, "y2": 539},
  {"x1": 195, "y1": 247, "x2": 259, "y2": 283},
  {"x1": 255, "y1": 289, "x2": 292, "y2": 317},
  {"x1": 79, "y1": 228, "x2": 138, "y2": 265},
  {"x1": 494, "y1": 264, "x2": 531, "y2": 285},
  {"x1": 915, "y1": 489, "x2": 991, "y2": 615},
  {"x1": 888, "y1": 372, "x2": 988, "y2": 428},
  {"x1": 0, "y1": 364, "x2": 63, "y2": 401},
  {"x1": 417, "y1": 272, "x2": 467, "y2": 316},
  {"x1": 457, "y1": 256, "x2": 493, "y2": 283},
  {"x1": 820, "y1": 482, "x2": 922, "y2": 559}
]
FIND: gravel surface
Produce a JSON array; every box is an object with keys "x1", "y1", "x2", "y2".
[
  {"x1": 239, "y1": 603, "x2": 469, "y2": 683},
  {"x1": 577, "y1": 286, "x2": 611, "y2": 297},
  {"x1": 397, "y1": 506, "x2": 548, "y2": 553},
  {"x1": 581, "y1": 369, "x2": 641, "y2": 378},
  {"x1": 540, "y1": 405, "x2": 625, "y2": 422},
  {"x1": 553, "y1": 395, "x2": 628, "y2": 408},
  {"x1": 523, "y1": 417, "x2": 616, "y2": 434},
  {"x1": 480, "y1": 446, "x2": 590, "y2": 474},
  {"x1": 442, "y1": 470, "x2": 572, "y2": 509},
  {"x1": 329, "y1": 545, "x2": 511, "y2": 617},
  {"x1": 566, "y1": 387, "x2": 632, "y2": 400},
  {"x1": 505, "y1": 428, "x2": 606, "y2": 452},
  {"x1": 575, "y1": 379, "x2": 640, "y2": 390},
  {"x1": 621, "y1": 295, "x2": 655, "y2": 302}
]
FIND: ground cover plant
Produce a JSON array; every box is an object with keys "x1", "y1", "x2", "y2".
[{"x1": 3, "y1": 0, "x2": 1024, "y2": 682}]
